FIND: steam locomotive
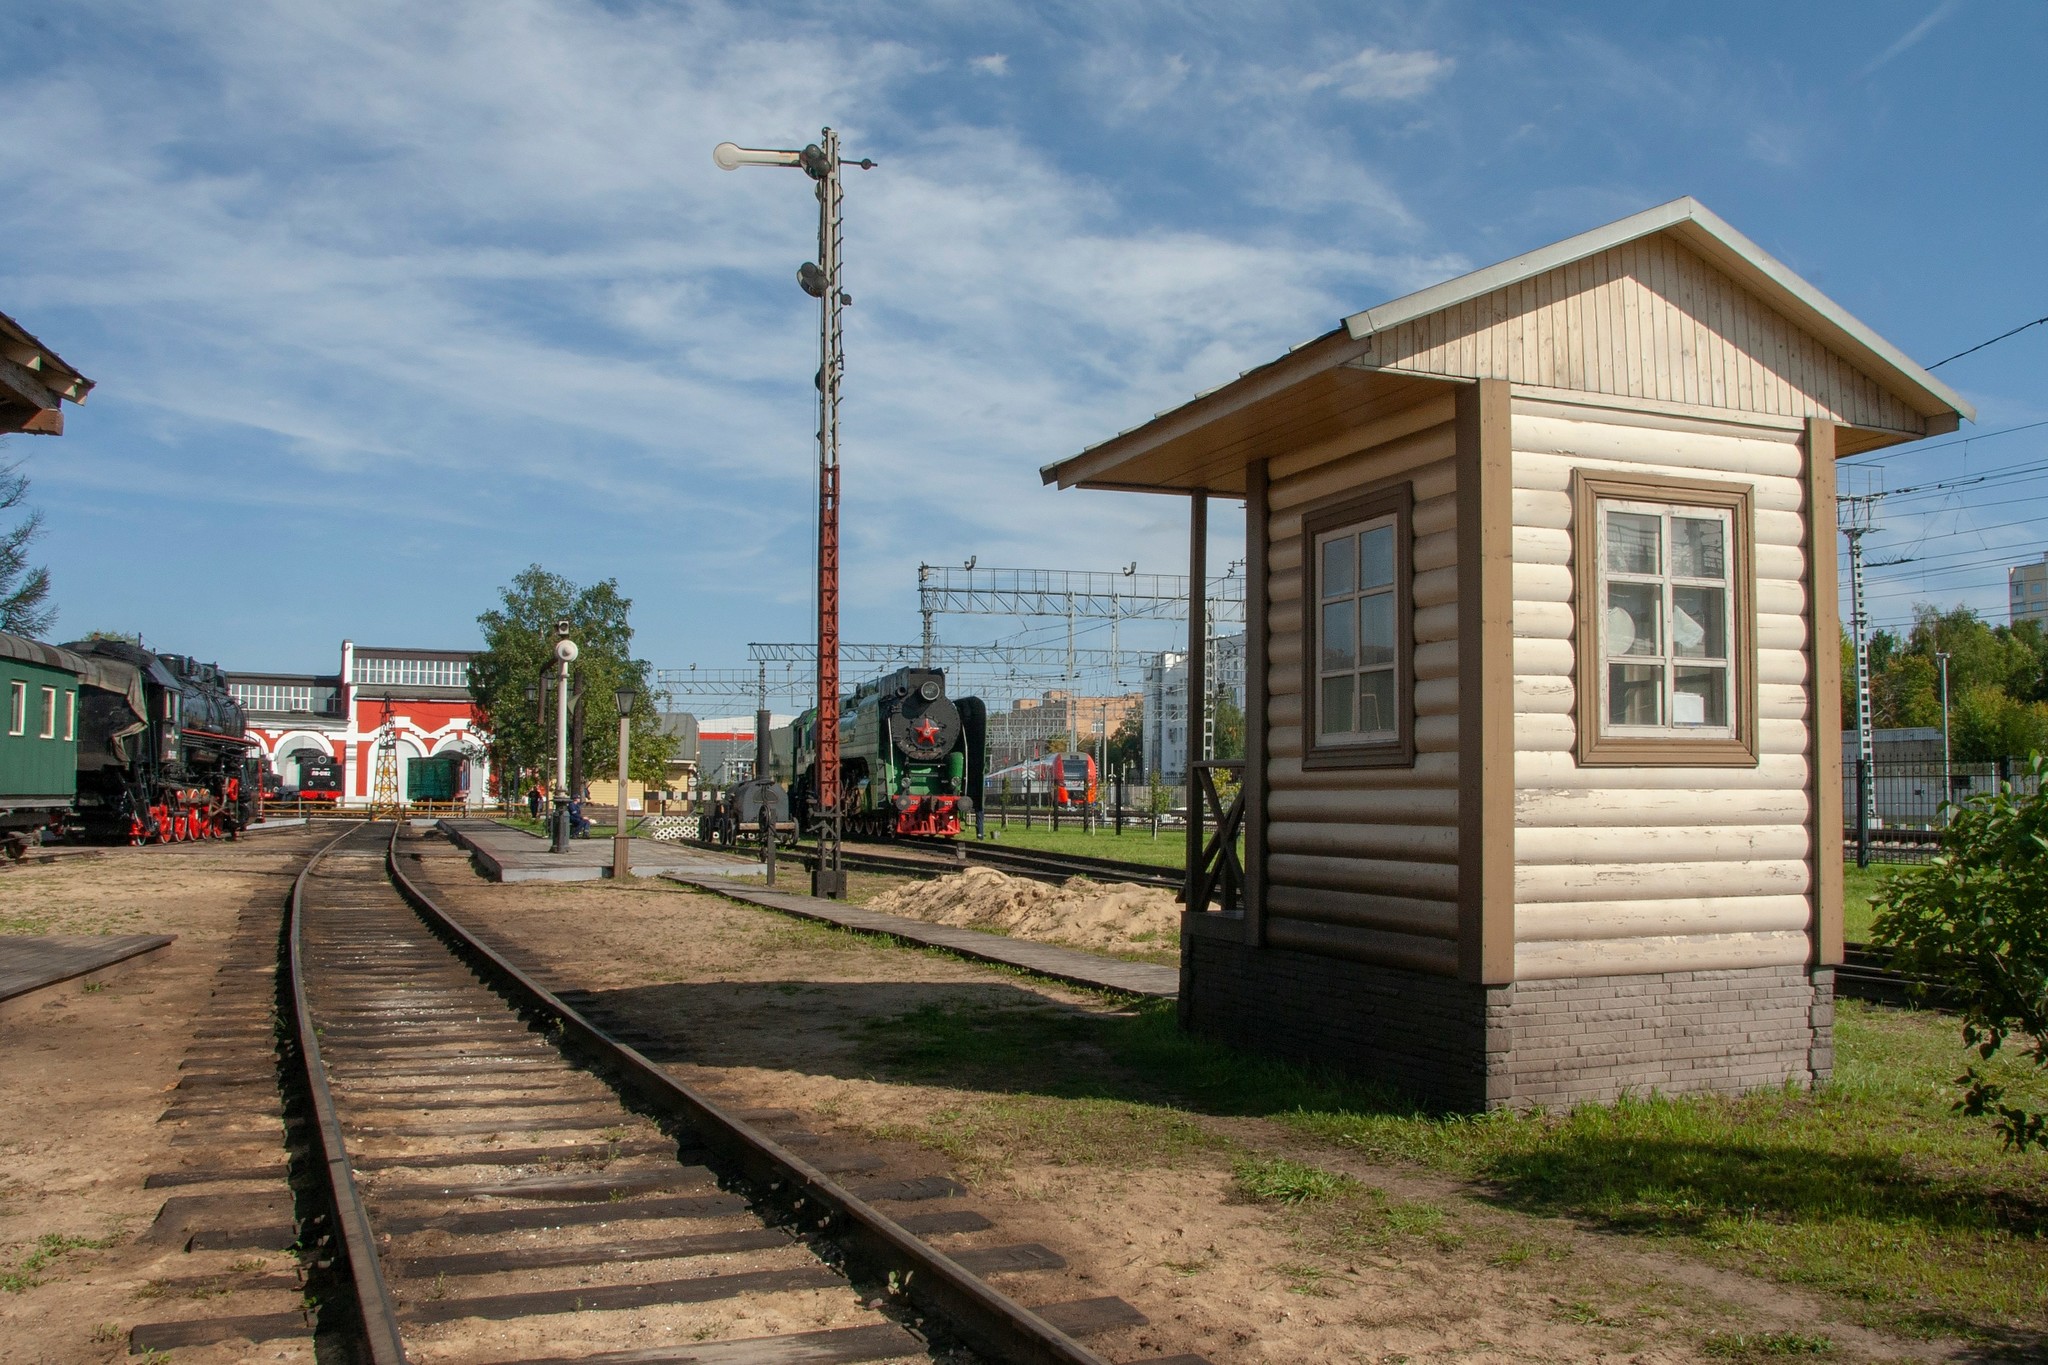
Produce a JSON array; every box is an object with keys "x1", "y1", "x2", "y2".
[
  {"x1": 789, "y1": 666, "x2": 986, "y2": 839},
  {"x1": 66, "y1": 638, "x2": 260, "y2": 843}
]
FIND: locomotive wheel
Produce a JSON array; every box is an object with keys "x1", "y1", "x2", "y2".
[{"x1": 128, "y1": 817, "x2": 146, "y2": 847}]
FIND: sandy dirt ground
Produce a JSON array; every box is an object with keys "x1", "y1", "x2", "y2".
[
  {"x1": 863, "y1": 867, "x2": 1181, "y2": 961},
  {"x1": 407, "y1": 836, "x2": 1969, "y2": 1365},
  {"x1": 0, "y1": 828, "x2": 332, "y2": 1365}
]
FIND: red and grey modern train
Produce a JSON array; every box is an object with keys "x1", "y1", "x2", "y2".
[{"x1": 983, "y1": 752, "x2": 1098, "y2": 809}]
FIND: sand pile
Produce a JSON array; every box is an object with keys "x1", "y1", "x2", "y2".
[{"x1": 865, "y1": 866, "x2": 1180, "y2": 956}]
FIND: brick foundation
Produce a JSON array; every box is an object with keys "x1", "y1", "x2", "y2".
[{"x1": 1181, "y1": 914, "x2": 1833, "y2": 1111}]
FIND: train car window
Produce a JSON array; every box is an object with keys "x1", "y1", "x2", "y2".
[
  {"x1": 64, "y1": 690, "x2": 75, "y2": 742},
  {"x1": 40, "y1": 686, "x2": 56, "y2": 739},
  {"x1": 7, "y1": 681, "x2": 23, "y2": 736}
]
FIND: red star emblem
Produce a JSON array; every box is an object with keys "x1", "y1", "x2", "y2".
[{"x1": 911, "y1": 715, "x2": 941, "y2": 745}]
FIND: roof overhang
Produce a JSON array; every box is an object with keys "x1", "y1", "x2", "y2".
[
  {"x1": 0, "y1": 310, "x2": 93, "y2": 437},
  {"x1": 1041, "y1": 330, "x2": 1458, "y2": 495}
]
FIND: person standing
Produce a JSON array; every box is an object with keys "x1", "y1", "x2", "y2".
[{"x1": 527, "y1": 782, "x2": 544, "y2": 820}]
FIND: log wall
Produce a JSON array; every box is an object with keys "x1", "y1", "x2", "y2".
[
  {"x1": 1265, "y1": 393, "x2": 1462, "y2": 976},
  {"x1": 1509, "y1": 402, "x2": 1814, "y2": 979}
]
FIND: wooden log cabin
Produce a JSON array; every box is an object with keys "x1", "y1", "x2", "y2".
[{"x1": 1041, "y1": 199, "x2": 1973, "y2": 1109}]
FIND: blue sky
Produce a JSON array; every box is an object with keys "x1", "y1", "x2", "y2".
[{"x1": 0, "y1": 0, "x2": 2041, "y2": 702}]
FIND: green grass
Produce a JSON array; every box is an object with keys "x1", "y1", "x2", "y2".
[
  {"x1": 855, "y1": 993, "x2": 2048, "y2": 1340},
  {"x1": 970, "y1": 820, "x2": 1190, "y2": 868},
  {"x1": 1, "y1": 1233, "x2": 111, "y2": 1293},
  {"x1": 1842, "y1": 860, "x2": 1924, "y2": 943}
]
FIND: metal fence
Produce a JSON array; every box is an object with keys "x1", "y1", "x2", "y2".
[{"x1": 1842, "y1": 759, "x2": 2041, "y2": 863}]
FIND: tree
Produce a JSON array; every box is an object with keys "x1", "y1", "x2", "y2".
[
  {"x1": 1871, "y1": 755, "x2": 2048, "y2": 1151},
  {"x1": 1106, "y1": 708, "x2": 1144, "y2": 773},
  {"x1": 0, "y1": 455, "x2": 53, "y2": 637},
  {"x1": 470, "y1": 566, "x2": 675, "y2": 798},
  {"x1": 1210, "y1": 686, "x2": 1245, "y2": 761}
]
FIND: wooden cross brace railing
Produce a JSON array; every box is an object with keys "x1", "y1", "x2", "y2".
[{"x1": 1185, "y1": 759, "x2": 1246, "y2": 915}]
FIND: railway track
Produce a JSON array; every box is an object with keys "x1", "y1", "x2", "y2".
[
  {"x1": 692, "y1": 834, "x2": 1181, "y2": 894},
  {"x1": 241, "y1": 821, "x2": 1195, "y2": 1364}
]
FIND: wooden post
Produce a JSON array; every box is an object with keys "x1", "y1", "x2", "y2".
[
  {"x1": 1185, "y1": 490, "x2": 1208, "y2": 908},
  {"x1": 1243, "y1": 459, "x2": 1268, "y2": 945}
]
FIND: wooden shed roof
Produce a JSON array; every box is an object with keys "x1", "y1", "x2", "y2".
[
  {"x1": 1044, "y1": 198, "x2": 1974, "y2": 493},
  {"x1": 0, "y1": 309, "x2": 93, "y2": 437}
]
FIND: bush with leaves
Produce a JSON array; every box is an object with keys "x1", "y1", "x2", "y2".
[{"x1": 1871, "y1": 753, "x2": 2048, "y2": 1151}]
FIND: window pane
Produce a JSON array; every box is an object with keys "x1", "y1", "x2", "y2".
[
  {"x1": 1673, "y1": 665, "x2": 1728, "y2": 727},
  {"x1": 1606, "y1": 582, "x2": 1661, "y2": 656},
  {"x1": 1321, "y1": 533, "x2": 1355, "y2": 599},
  {"x1": 1321, "y1": 599, "x2": 1356, "y2": 672},
  {"x1": 1357, "y1": 669, "x2": 1396, "y2": 736},
  {"x1": 1609, "y1": 662, "x2": 1663, "y2": 726},
  {"x1": 1320, "y1": 674, "x2": 1354, "y2": 736},
  {"x1": 1360, "y1": 524, "x2": 1395, "y2": 591},
  {"x1": 1672, "y1": 515, "x2": 1726, "y2": 580},
  {"x1": 1358, "y1": 591, "x2": 1395, "y2": 667},
  {"x1": 1606, "y1": 510, "x2": 1660, "y2": 575},
  {"x1": 1671, "y1": 585, "x2": 1727, "y2": 659}
]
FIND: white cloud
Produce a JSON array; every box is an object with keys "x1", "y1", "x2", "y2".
[
  {"x1": 1302, "y1": 46, "x2": 1454, "y2": 102},
  {"x1": 969, "y1": 53, "x2": 1008, "y2": 76}
]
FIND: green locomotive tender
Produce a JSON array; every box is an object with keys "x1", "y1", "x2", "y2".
[{"x1": 789, "y1": 667, "x2": 986, "y2": 839}]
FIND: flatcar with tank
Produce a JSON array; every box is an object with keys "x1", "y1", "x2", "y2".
[{"x1": 788, "y1": 666, "x2": 985, "y2": 839}]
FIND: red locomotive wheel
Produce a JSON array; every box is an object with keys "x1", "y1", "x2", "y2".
[{"x1": 128, "y1": 817, "x2": 146, "y2": 847}]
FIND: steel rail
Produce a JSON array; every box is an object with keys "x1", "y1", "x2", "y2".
[
  {"x1": 283, "y1": 823, "x2": 410, "y2": 1365},
  {"x1": 382, "y1": 828, "x2": 1119, "y2": 1365}
]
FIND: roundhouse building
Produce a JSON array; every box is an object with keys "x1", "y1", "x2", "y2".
[
  {"x1": 231, "y1": 640, "x2": 490, "y2": 805},
  {"x1": 1042, "y1": 199, "x2": 1973, "y2": 1110}
]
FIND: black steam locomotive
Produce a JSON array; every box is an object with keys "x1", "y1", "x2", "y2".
[
  {"x1": 789, "y1": 666, "x2": 986, "y2": 839},
  {"x1": 66, "y1": 639, "x2": 260, "y2": 843}
]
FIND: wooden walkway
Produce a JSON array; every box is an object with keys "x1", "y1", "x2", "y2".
[
  {"x1": 0, "y1": 933, "x2": 176, "y2": 1004},
  {"x1": 439, "y1": 819, "x2": 767, "y2": 884},
  {"x1": 661, "y1": 874, "x2": 1179, "y2": 999}
]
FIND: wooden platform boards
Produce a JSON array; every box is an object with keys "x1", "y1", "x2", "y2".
[
  {"x1": 438, "y1": 818, "x2": 768, "y2": 884},
  {"x1": 662, "y1": 874, "x2": 1180, "y2": 998},
  {"x1": 0, "y1": 933, "x2": 175, "y2": 1006}
]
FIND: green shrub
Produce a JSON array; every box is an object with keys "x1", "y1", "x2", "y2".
[
  {"x1": 1872, "y1": 753, "x2": 2048, "y2": 1151},
  {"x1": 1232, "y1": 1156, "x2": 1353, "y2": 1205}
]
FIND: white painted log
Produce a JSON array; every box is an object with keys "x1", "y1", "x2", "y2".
[
  {"x1": 1270, "y1": 852, "x2": 1461, "y2": 899},
  {"x1": 1267, "y1": 786, "x2": 1460, "y2": 825},
  {"x1": 1514, "y1": 750, "x2": 1807, "y2": 790},
  {"x1": 1414, "y1": 527, "x2": 1458, "y2": 574},
  {"x1": 1268, "y1": 396, "x2": 1456, "y2": 482},
  {"x1": 1757, "y1": 614, "x2": 1807, "y2": 652},
  {"x1": 1513, "y1": 785, "x2": 1808, "y2": 827},
  {"x1": 1416, "y1": 640, "x2": 1459, "y2": 681},
  {"x1": 1266, "y1": 886, "x2": 1460, "y2": 938},
  {"x1": 1514, "y1": 823, "x2": 1810, "y2": 866},
  {"x1": 1512, "y1": 489, "x2": 1573, "y2": 529},
  {"x1": 1269, "y1": 750, "x2": 1461, "y2": 791},
  {"x1": 1513, "y1": 714, "x2": 1575, "y2": 752},
  {"x1": 1512, "y1": 413, "x2": 1803, "y2": 476},
  {"x1": 1266, "y1": 917, "x2": 1460, "y2": 976},
  {"x1": 1514, "y1": 895, "x2": 1810, "y2": 942},
  {"x1": 1755, "y1": 508, "x2": 1805, "y2": 548},
  {"x1": 1514, "y1": 563, "x2": 1573, "y2": 604},
  {"x1": 1269, "y1": 693, "x2": 1302, "y2": 727},
  {"x1": 1267, "y1": 821, "x2": 1460, "y2": 863},
  {"x1": 1758, "y1": 683, "x2": 1808, "y2": 721},
  {"x1": 1415, "y1": 676, "x2": 1458, "y2": 717},
  {"x1": 1514, "y1": 930, "x2": 1809, "y2": 980},
  {"x1": 1414, "y1": 491, "x2": 1458, "y2": 537},
  {"x1": 1269, "y1": 432, "x2": 1455, "y2": 511},
  {"x1": 1414, "y1": 602, "x2": 1458, "y2": 644},
  {"x1": 1514, "y1": 638, "x2": 1575, "y2": 678},
  {"x1": 1757, "y1": 648, "x2": 1805, "y2": 685},
  {"x1": 1416, "y1": 713, "x2": 1459, "y2": 753},
  {"x1": 1513, "y1": 858, "x2": 1810, "y2": 903},
  {"x1": 1515, "y1": 526, "x2": 1571, "y2": 565},
  {"x1": 1513, "y1": 601, "x2": 1573, "y2": 640},
  {"x1": 1755, "y1": 543, "x2": 1806, "y2": 582},
  {"x1": 1510, "y1": 450, "x2": 1803, "y2": 511},
  {"x1": 1759, "y1": 718, "x2": 1809, "y2": 755},
  {"x1": 1756, "y1": 580, "x2": 1805, "y2": 617},
  {"x1": 1413, "y1": 565, "x2": 1459, "y2": 609},
  {"x1": 1269, "y1": 537, "x2": 1303, "y2": 573},
  {"x1": 1513, "y1": 675, "x2": 1575, "y2": 714}
]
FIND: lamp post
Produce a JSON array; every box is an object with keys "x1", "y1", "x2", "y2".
[
  {"x1": 613, "y1": 686, "x2": 636, "y2": 878},
  {"x1": 1935, "y1": 650, "x2": 1953, "y2": 826},
  {"x1": 551, "y1": 626, "x2": 578, "y2": 853},
  {"x1": 715, "y1": 129, "x2": 876, "y2": 900},
  {"x1": 523, "y1": 682, "x2": 539, "y2": 815}
]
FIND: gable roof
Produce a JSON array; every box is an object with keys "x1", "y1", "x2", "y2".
[{"x1": 1044, "y1": 199, "x2": 1974, "y2": 493}]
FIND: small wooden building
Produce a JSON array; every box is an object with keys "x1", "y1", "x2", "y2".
[{"x1": 1042, "y1": 199, "x2": 1972, "y2": 1109}]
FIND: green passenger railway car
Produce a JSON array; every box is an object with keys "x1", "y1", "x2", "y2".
[{"x1": 0, "y1": 631, "x2": 84, "y2": 854}]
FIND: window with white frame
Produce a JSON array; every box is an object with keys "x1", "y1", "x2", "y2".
[
  {"x1": 64, "y1": 690, "x2": 74, "y2": 742},
  {"x1": 39, "y1": 686, "x2": 56, "y2": 739},
  {"x1": 1573, "y1": 471, "x2": 1756, "y2": 766},
  {"x1": 7, "y1": 681, "x2": 23, "y2": 736},
  {"x1": 1302, "y1": 482, "x2": 1413, "y2": 767}
]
